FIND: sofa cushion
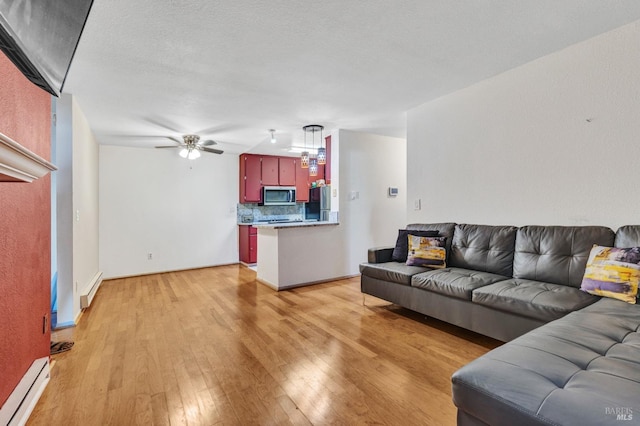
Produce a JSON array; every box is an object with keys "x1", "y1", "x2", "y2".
[
  {"x1": 452, "y1": 297, "x2": 640, "y2": 426},
  {"x1": 411, "y1": 268, "x2": 508, "y2": 300},
  {"x1": 449, "y1": 224, "x2": 517, "y2": 276},
  {"x1": 359, "y1": 262, "x2": 426, "y2": 286},
  {"x1": 513, "y1": 225, "x2": 615, "y2": 287},
  {"x1": 615, "y1": 225, "x2": 640, "y2": 248},
  {"x1": 406, "y1": 235, "x2": 447, "y2": 268},
  {"x1": 580, "y1": 245, "x2": 640, "y2": 304},
  {"x1": 472, "y1": 278, "x2": 599, "y2": 321},
  {"x1": 391, "y1": 229, "x2": 439, "y2": 262}
]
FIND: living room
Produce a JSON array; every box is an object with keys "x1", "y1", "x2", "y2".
[{"x1": 2, "y1": 2, "x2": 640, "y2": 425}]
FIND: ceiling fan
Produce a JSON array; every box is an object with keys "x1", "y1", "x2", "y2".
[{"x1": 155, "y1": 134, "x2": 223, "y2": 159}]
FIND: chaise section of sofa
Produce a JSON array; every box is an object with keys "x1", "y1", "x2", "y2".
[
  {"x1": 452, "y1": 225, "x2": 640, "y2": 426},
  {"x1": 452, "y1": 297, "x2": 640, "y2": 426}
]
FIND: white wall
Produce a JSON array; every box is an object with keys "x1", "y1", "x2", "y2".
[
  {"x1": 407, "y1": 20, "x2": 640, "y2": 230},
  {"x1": 55, "y1": 95, "x2": 100, "y2": 325},
  {"x1": 72, "y1": 98, "x2": 100, "y2": 312},
  {"x1": 335, "y1": 129, "x2": 407, "y2": 274},
  {"x1": 99, "y1": 145, "x2": 239, "y2": 278}
]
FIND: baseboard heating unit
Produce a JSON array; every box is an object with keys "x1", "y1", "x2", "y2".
[
  {"x1": 80, "y1": 271, "x2": 103, "y2": 309},
  {"x1": 0, "y1": 357, "x2": 50, "y2": 426}
]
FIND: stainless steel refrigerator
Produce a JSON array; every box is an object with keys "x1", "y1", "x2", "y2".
[{"x1": 305, "y1": 186, "x2": 331, "y2": 221}]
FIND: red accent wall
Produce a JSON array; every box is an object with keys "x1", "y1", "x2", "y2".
[{"x1": 0, "y1": 51, "x2": 52, "y2": 406}]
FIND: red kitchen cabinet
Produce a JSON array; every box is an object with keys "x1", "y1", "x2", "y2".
[
  {"x1": 279, "y1": 157, "x2": 296, "y2": 186},
  {"x1": 249, "y1": 234, "x2": 257, "y2": 264},
  {"x1": 240, "y1": 154, "x2": 262, "y2": 203},
  {"x1": 295, "y1": 160, "x2": 309, "y2": 202},
  {"x1": 261, "y1": 156, "x2": 279, "y2": 186},
  {"x1": 240, "y1": 152, "x2": 324, "y2": 204},
  {"x1": 239, "y1": 225, "x2": 257, "y2": 264}
]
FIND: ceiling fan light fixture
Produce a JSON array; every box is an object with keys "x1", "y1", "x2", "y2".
[
  {"x1": 269, "y1": 129, "x2": 276, "y2": 144},
  {"x1": 188, "y1": 149, "x2": 201, "y2": 160},
  {"x1": 157, "y1": 133, "x2": 223, "y2": 159}
]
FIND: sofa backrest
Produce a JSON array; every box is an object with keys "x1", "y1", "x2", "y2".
[
  {"x1": 407, "y1": 223, "x2": 456, "y2": 255},
  {"x1": 615, "y1": 225, "x2": 640, "y2": 248},
  {"x1": 513, "y1": 226, "x2": 615, "y2": 287},
  {"x1": 449, "y1": 224, "x2": 517, "y2": 276}
]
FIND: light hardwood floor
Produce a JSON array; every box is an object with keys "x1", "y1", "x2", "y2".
[{"x1": 29, "y1": 265, "x2": 500, "y2": 425}]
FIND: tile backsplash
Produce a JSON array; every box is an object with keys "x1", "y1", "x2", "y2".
[{"x1": 237, "y1": 203, "x2": 304, "y2": 223}]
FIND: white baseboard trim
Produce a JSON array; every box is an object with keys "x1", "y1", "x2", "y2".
[
  {"x1": 257, "y1": 274, "x2": 359, "y2": 291},
  {"x1": 103, "y1": 262, "x2": 239, "y2": 280},
  {"x1": 0, "y1": 357, "x2": 50, "y2": 426},
  {"x1": 80, "y1": 271, "x2": 103, "y2": 309}
]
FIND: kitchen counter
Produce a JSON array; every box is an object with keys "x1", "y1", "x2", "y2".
[
  {"x1": 251, "y1": 221, "x2": 339, "y2": 229},
  {"x1": 254, "y1": 222, "x2": 346, "y2": 291}
]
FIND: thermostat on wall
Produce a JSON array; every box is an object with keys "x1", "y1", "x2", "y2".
[{"x1": 388, "y1": 187, "x2": 399, "y2": 196}]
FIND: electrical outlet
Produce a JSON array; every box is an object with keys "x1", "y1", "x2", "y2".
[
  {"x1": 414, "y1": 199, "x2": 421, "y2": 210},
  {"x1": 148, "y1": 253, "x2": 153, "y2": 260}
]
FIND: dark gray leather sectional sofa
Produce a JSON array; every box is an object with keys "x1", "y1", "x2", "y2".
[{"x1": 360, "y1": 223, "x2": 640, "y2": 426}]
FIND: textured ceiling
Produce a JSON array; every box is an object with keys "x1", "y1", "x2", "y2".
[{"x1": 64, "y1": 1, "x2": 640, "y2": 156}]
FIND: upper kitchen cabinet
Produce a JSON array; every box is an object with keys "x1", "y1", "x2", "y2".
[
  {"x1": 295, "y1": 161, "x2": 309, "y2": 202},
  {"x1": 239, "y1": 154, "x2": 301, "y2": 203},
  {"x1": 258, "y1": 155, "x2": 297, "y2": 186},
  {"x1": 239, "y1": 150, "x2": 331, "y2": 203},
  {"x1": 261, "y1": 156, "x2": 279, "y2": 186},
  {"x1": 279, "y1": 157, "x2": 296, "y2": 186},
  {"x1": 240, "y1": 154, "x2": 262, "y2": 203}
]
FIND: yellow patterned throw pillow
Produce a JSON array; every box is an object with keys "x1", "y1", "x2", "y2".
[
  {"x1": 406, "y1": 235, "x2": 446, "y2": 268},
  {"x1": 580, "y1": 245, "x2": 640, "y2": 304}
]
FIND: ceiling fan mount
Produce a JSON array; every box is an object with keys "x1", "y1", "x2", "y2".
[{"x1": 155, "y1": 134, "x2": 223, "y2": 159}]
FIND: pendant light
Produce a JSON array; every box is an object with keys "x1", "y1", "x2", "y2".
[
  {"x1": 317, "y1": 127, "x2": 326, "y2": 165},
  {"x1": 309, "y1": 125, "x2": 318, "y2": 176},
  {"x1": 302, "y1": 124, "x2": 324, "y2": 172},
  {"x1": 269, "y1": 129, "x2": 276, "y2": 144},
  {"x1": 300, "y1": 126, "x2": 309, "y2": 168},
  {"x1": 309, "y1": 157, "x2": 318, "y2": 176}
]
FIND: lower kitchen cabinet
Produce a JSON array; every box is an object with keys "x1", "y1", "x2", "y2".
[{"x1": 239, "y1": 225, "x2": 257, "y2": 264}]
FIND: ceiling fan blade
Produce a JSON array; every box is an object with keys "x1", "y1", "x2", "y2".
[
  {"x1": 143, "y1": 116, "x2": 184, "y2": 134},
  {"x1": 199, "y1": 146, "x2": 224, "y2": 155},
  {"x1": 166, "y1": 136, "x2": 183, "y2": 144},
  {"x1": 195, "y1": 124, "x2": 243, "y2": 135},
  {"x1": 198, "y1": 139, "x2": 217, "y2": 146},
  {"x1": 155, "y1": 145, "x2": 183, "y2": 149}
]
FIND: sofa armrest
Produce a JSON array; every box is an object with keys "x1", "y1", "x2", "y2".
[{"x1": 368, "y1": 247, "x2": 394, "y2": 263}]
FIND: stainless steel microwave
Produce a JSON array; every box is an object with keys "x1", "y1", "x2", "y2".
[{"x1": 262, "y1": 186, "x2": 297, "y2": 206}]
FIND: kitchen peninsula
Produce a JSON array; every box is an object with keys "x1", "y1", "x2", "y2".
[{"x1": 253, "y1": 221, "x2": 342, "y2": 290}]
